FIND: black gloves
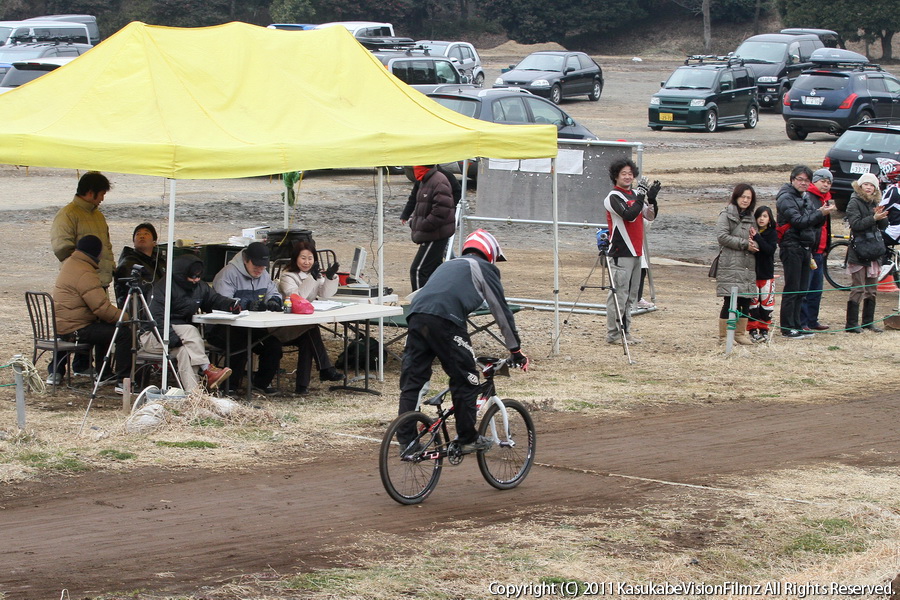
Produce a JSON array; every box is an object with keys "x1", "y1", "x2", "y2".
[
  {"x1": 168, "y1": 335, "x2": 183, "y2": 348},
  {"x1": 325, "y1": 261, "x2": 340, "y2": 280},
  {"x1": 247, "y1": 300, "x2": 265, "y2": 312},
  {"x1": 510, "y1": 348, "x2": 530, "y2": 372},
  {"x1": 310, "y1": 261, "x2": 321, "y2": 281},
  {"x1": 647, "y1": 180, "x2": 661, "y2": 202},
  {"x1": 266, "y1": 297, "x2": 283, "y2": 312},
  {"x1": 231, "y1": 299, "x2": 243, "y2": 314},
  {"x1": 634, "y1": 176, "x2": 650, "y2": 201}
]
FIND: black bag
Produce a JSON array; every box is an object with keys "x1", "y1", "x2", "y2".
[
  {"x1": 708, "y1": 251, "x2": 722, "y2": 278},
  {"x1": 336, "y1": 337, "x2": 380, "y2": 371},
  {"x1": 851, "y1": 231, "x2": 886, "y2": 262}
]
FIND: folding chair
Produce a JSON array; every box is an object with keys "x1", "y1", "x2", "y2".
[
  {"x1": 466, "y1": 304, "x2": 527, "y2": 346},
  {"x1": 25, "y1": 291, "x2": 92, "y2": 393}
]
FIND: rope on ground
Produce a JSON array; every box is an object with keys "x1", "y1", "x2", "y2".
[{"x1": 0, "y1": 355, "x2": 44, "y2": 394}]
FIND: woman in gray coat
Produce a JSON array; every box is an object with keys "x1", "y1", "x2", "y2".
[
  {"x1": 715, "y1": 183, "x2": 759, "y2": 345},
  {"x1": 844, "y1": 172, "x2": 889, "y2": 333}
]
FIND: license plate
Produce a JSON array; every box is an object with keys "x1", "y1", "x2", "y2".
[
  {"x1": 802, "y1": 96, "x2": 824, "y2": 106},
  {"x1": 659, "y1": 113, "x2": 673, "y2": 121},
  {"x1": 850, "y1": 162, "x2": 871, "y2": 175}
]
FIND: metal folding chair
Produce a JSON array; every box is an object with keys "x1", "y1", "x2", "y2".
[{"x1": 25, "y1": 291, "x2": 92, "y2": 394}]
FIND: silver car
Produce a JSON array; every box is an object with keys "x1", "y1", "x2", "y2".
[{"x1": 416, "y1": 40, "x2": 484, "y2": 87}]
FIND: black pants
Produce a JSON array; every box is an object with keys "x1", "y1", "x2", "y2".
[
  {"x1": 409, "y1": 238, "x2": 449, "y2": 291},
  {"x1": 719, "y1": 296, "x2": 751, "y2": 320},
  {"x1": 208, "y1": 327, "x2": 283, "y2": 389},
  {"x1": 398, "y1": 313, "x2": 479, "y2": 444},
  {"x1": 64, "y1": 321, "x2": 133, "y2": 381},
  {"x1": 779, "y1": 245, "x2": 811, "y2": 332},
  {"x1": 290, "y1": 327, "x2": 334, "y2": 391}
]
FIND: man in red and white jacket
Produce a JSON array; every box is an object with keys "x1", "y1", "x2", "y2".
[{"x1": 603, "y1": 158, "x2": 660, "y2": 344}]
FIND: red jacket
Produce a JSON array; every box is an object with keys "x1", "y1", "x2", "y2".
[{"x1": 805, "y1": 185, "x2": 832, "y2": 254}]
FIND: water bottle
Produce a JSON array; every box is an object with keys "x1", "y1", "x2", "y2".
[{"x1": 283, "y1": 298, "x2": 292, "y2": 313}]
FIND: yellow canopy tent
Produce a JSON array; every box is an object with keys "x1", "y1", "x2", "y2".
[{"x1": 0, "y1": 21, "x2": 559, "y2": 396}]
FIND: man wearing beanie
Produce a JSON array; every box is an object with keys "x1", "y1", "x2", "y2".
[
  {"x1": 114, "y1": 222, "x2": 165, "y2": 307},
  {"x1": 52, "y1": 235, "x2": 132, "y2": 391},
  {"x1": 800, "y1": 168, "x2": 835, "y2": 331},
  {"x1": 775, "y1": 165, "x2": 835, "y2": 339}
]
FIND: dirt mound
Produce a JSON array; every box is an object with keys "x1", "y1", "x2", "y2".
[{"x1": 479, "y1": 39, "x2": 566, "y2": 58}]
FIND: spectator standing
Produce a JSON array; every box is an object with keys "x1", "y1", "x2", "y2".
[
  {"x1": 603, "y1": 158, "x2": 659, "y2": 344},
  {"x1": 402, "y1": 165, "x2": 456, "y2": 291},
  {"x1": 775, "y1": 165, "x2": 834, "y2": 339},
  {"x1": 714, "y1": 184, "x2": 758, "y2": 346},
  {"x1": 844, "y1": 173, "x2": 889, "y2": 333},
  {"x1": 747, "y1": 205, "x2": 778, "y2": 342},
  {"x1": 800, "y1": 169, "x2": 834, "y2": 331},
  {"x1": 114, "y1": 222, "x2": 165, "y2": 307}
]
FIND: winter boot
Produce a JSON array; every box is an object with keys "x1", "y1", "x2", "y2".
[
  {"x1": 845, "y1": 300, "x2": 861, "y2": 334},
  {"x1": 734, "y1": 317, "x2": 753, "y2": 345},
  {"x1": 862, "y1": 298, "x2": 884, "y2": 333},
  {"x1": 718, "y1": 318, "x2": 728, "y2": 342}
]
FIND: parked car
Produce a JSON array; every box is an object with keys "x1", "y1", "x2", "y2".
[
  {"x1": 266, "y1": 23, "x2": 316, "y2": 31},
  {"x1": 25, "y1": 14, "x2": 99, "y2": 45},
  {"x1": 415, "y1": 40, "x2": 484, "y2": 86},
  {"x1": 0, "y1": 41, "x2": 90, "y2": 78},
  {"x1": 409, "y1": 87, "x2": 598, "y2": 180},
  {"x1": 0, "y1": 19, "x2": 91, "y2": 46},
  {"x1": 648, "y1": 55, "x2": 759, "y2": 132},
  {"x1": 782, "y1": 48, "x2": 900, "y2": 140},
  {"x1": 493, "y1": 50, "x2": 603, "y2": 104},
  {"x1": 372, "y1": 51, "x2": 470, "y2": 93},
  {"x1": 314, "y1": 21, "x2": 413, "y2": 49},
  {"x1": 822, "y1": 118, "x2": 900, "y2": 209},
  {"x1": 732, "y1": 33, "x2": 823, "y2": 111},
  {"x1": 0, "y1": 56, "x2": 75, "y2": 94},
  {"x1": 779, "y1": 28, "x2": 841, "y2": 48}
]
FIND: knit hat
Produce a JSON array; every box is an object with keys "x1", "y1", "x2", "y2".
[
  {"x1": 133, "y1": 222, "x2": 158, "y2": 241},
  {"x1": 812, "y1": 168, "x2": 833, "y2": 183},
  {"x1": 857, "y1": 172, "x2": 880, "y2": 188},
  {"x1": 76, "y1": 235, "x2": 102, "y2": 262},
  {"x1": 244, "y1": 241, "x2": 270, "y2": 267}
]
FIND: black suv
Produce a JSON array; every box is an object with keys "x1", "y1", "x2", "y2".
[
  {"x1": 822, "y1": 118, "x2": 900, "y2": 209},
  {"x1": 783, "y1": 48, "x2": 900, "y2": 140},
  {"x1": 648, "y1": 56, "x2": 759, "y2": 132},
  {"x1": 732, "y1": 33, "x2": 823, "y2": 111}
]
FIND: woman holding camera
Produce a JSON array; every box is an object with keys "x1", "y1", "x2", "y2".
[{"x1": 715, "y1": 183, "x2": 759, "y2": 345}]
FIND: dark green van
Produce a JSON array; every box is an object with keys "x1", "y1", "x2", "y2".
[{"x1": 648, "y1": 56, "x2": 759, "y2": 132}]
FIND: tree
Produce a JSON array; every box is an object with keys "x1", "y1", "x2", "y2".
[
  {"x1": 483, "y1": 0, "x2": 643, "y2": 45},
  {"x1": 270, "y1": 0, "x2": 315, "y2": 23},
  {"x1": 779, "y1": 0, "x2": 899, "y2": 60}
]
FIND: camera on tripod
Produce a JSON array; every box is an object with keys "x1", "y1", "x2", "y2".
[
  {"x1": 596, "y1": 228, "x2": 610, "y2": 253},
  {"x1": 119, "y1": 264, "x2": 149, "y2": 287}
]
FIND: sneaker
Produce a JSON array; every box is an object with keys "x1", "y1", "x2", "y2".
[
  {"x1": 399, "y1": 441, "x2": 423, "y2": 459},
  {"x1": 203, "y1": 365, "x2": 232, "y2": 390},
  {"x1": 319, "y1": 367, "x2": 344, "y2": 382},
  {"x1": 252, "y1": 384, "x2": 278, "y2": 395},
  {"x1": 294, "y1": 386, "x2": 309, "y2": 395},
  {"x1": 624, "y1": 334, "x2": 642, "y2": 344},
  {"x1": 636, "y1": 298, "x2": 655, "y2": 309},
  {"x1": 748, "y1": 329, "x2": 763, "y2": 343},
  {"x1": 72, "y1": 368, "x2": 96, "y2": 378},
  {"x1": 781, "y1": 329, "x2": 804, "y2": 339},
  {"x1": 46, "y1": 372, "x2": 63, "y2": 386},
  {"x1": 459, "y1": 435, "x2": 494, "y2": 454},
  {"x1": 114, "y1": 381, "x2": 127, "y2": 395},
  {"x1": 879, "y1": 264, "x2": 893, "y2": 281},
  {"x1": 606, "y1": 337, "x2": 622, "y2": 344}
]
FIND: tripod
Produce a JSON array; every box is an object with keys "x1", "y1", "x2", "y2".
[
  {"x1": 78, "y1": 271, "x2": 182, "y2": 434},
  {"x1": 577, "y1": 245, "x2": 634, "y2": 364}
]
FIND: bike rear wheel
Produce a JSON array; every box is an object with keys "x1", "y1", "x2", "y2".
[
  {"x1": 477, "y1": 399, "x2": 535, "y2": 490},
  {"x1": 379, "y1": 411, "x2": 444, "y2": 505},
  {"x1": 824, "y1": 241, "x2": 851, "y2": 290}
]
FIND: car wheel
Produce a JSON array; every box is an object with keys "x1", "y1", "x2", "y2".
[
  {"x1": 588, "y1": 80, "x2": 602, "y2": 101},
  {"x1": 550, "y1": 84, "x2": 562, "y2": 105},
  {"x1": 650, "y1": 125, "x2": 663, "y2": 131},
  {"x1": 856, "y1": 110, "x2": 874, "y2": 125},
  {"x1": 774, "y1": 88, "x2": 787, "y2": 114},
  {"x1": 704, "y1": 109, "x2": 718, "y2": 133},
  {"x1": 744, "y1": 105, "x2": 758, "y2": 129},
  {"x1": 785, "y1": 123, "x2": 807, "y2": 141},
  {"x1": 473, "y1": 72, "x2": 484, "y2": 87}
]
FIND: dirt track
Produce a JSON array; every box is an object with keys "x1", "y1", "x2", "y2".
[{"x1": 2, "y1": 392, "x2": 899, "y2": 597}]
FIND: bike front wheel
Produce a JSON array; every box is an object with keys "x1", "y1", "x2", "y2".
[
  {"x1": 477, "y1": 399, "x2": 536, "y2": 490},
  {"x1": 379, "y1": 411, "x2": 444, "y2": 505},
  {"x1": 824, "y1": 241, "x2": 851, "y2": 290}
]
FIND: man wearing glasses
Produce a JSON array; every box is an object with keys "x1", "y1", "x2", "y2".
[
  {"x1": 140, "y1": 255, "x2": 236, "y2": 391},
  {"x1": 775, "y1": 165, "x2": 835, "y2": 339}
]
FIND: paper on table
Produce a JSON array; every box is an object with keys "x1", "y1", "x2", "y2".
[
  {"x1": 312, "y1": 300, "x2": 345, "y2": 311},
  {"x1": 209, "y1": 309, "x2": 249, "y2": 320}
]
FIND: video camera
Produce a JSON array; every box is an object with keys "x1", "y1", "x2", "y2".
[
  {"x1": 119, "y1": 264, "x2": 150, "y2": 287},
  {"x1": 596, "y1": 228, "x2": 610, "y2": 253}
]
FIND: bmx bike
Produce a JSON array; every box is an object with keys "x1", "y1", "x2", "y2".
[
  {"x1": 378, "y1": 356, "x2": 535, "y2": 505},
  {"x1": 824, "y1": 234, "x2": 900, "y2": 290}
]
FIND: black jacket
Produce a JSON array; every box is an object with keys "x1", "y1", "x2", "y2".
[
  {"x1": 144, "y1": 255, "x2": 234, "y2": 346},
  {"x1": 114, "y1": 246, "x2": 165, "y2": 307},
  {"x1": 752, "y1": 226, "x2": 778, "y2": 280},
  {"x1": 775, "y1": 183, "x2": 825, "y2": 250}
]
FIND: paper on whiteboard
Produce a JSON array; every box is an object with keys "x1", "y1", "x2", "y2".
[
  {"x1": 520, "y1": 158, "x2": 552, "y2": 173},
  {"x1": 487, "y1": 158, "x2": 519, "y2": 171},
  {"x1": 557, "y1": 149, "x2": 584, "y2": 175}
]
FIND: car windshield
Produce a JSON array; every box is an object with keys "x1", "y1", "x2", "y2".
[
  {"x1": 832, "y1": 130, "x2": 900, "y2": 154},
  {"x1": 664, "y1": 68, "x2": 717, "y2": 89},
  {"x1": 419, "y1": 42, "x2": 448, "y2": 53},
  {"x1": 733, "y1": 41, "x2": 787, "y2": 63},
  {"x1": 432, "y1": 96, "x2": 479, "y2": 118},
  {"x1": 515, "y1": 54, "x2": 564, "y2": 72},
  {"x1": 793, "y1": 73, "x2": 849, "y2": 92}
]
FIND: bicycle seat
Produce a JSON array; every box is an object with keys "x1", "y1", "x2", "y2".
[{"x1": 425, "y1": 389, "x2": 451, "y2": 406}]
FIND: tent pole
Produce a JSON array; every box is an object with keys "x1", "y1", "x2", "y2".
[
  {"x1": 377, "y1": 167, "x2": 385, "y2": 381},
  {"x1": 551, "y1": 158, "x2": 560, "y2": 356},
  {"x1": 161, "y1": 178, "x2": 177, "y2": 389}
]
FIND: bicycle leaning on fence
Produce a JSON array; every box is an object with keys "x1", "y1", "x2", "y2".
[
  {"x1": 823, "y1": 234, "x2": 900, "y2": 290},
  {"x1": 378, "y1": 356, "x2": 535, "y2": 505}
]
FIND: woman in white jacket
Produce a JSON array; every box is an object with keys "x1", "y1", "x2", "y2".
[{"x1": 277, "y1": 241, "x2": 343, "y2": 394}]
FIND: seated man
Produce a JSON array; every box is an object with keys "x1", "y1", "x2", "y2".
[
  {"x1": 114, "y1": 222, "x2": 166, "y2": 307},
  {"x1": 53, "y1": 235, "x2": 132, "y2": 391},
  {"x1": 140, "y1": 255, "x2": 235, "y2": 392},
  {"x1": 209, "y1": 242, "x2": 284, "y2": 395}
]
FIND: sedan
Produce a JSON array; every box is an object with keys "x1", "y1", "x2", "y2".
[
  {"x1": 821, "y1": 118, "x2": 900, "y2": 209},
  {"x1": 493, "y1": 51, "x2": 603, "y2": 104}
]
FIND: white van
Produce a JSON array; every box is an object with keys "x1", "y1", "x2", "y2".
[
  {"x1": 26, "y1": 15, "x2": 100, "y2": 45},
  {"x1": 0, "y1": 20, "x2": 91, "y2": 46}
]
